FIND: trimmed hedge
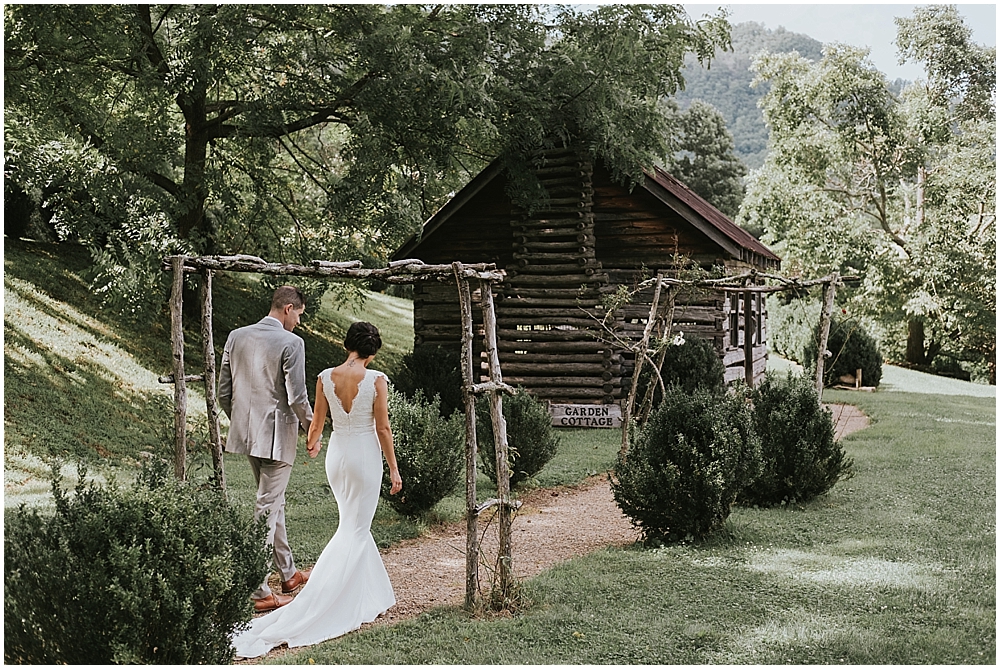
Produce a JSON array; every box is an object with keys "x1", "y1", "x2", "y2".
[
  {"x1": 610, "y1": 386, "x2": 761, "y2": 542},
  {"x1": 4, "y1": 460, "x2": 268, "y2": 665},
  {"x1": 477, "y1": 388, "x2": 560, "y2": 489},
  {"x1": 739, "y1": 372, "x2": 854, "y2": 506},
  {"x1": 381, "y1": 388, "x2": 464, "y2": 517},
  {"x1": 805, "y1": 316, "x2": 883, "y2": 387}
]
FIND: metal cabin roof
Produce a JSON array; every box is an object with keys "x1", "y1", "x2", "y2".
[
  {"x1": 643, "y1": 166, "x2": 781, "y2": 267},
  {"x1": 392, "y1": 158, "x2": 780, "y2": 268}
]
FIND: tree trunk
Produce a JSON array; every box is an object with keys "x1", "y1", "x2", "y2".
[
  {"x1": 906, "y1": 318, "x2": 926, "y2": 365},
  {"x1": 177, "y1": 81, "x2": 211, "y2": 247},
  {"x1": 177, "y1": 134, "x2": 209, "y2": 243},
  {"x1": 925, "y1": 339, "x2": 942, "y2": 366}
]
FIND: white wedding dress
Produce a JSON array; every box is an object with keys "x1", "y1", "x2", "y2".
[{"x1": 232, "y1": 368, "x2": 396, "y2": 658}]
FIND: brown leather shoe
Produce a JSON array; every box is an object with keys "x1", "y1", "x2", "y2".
[
  {"x1": 253, "y1": 592, "x2": 293, "y2": 613},
  {"x1": 281, "y1": 568, "x2": 311, "y2": 594}
]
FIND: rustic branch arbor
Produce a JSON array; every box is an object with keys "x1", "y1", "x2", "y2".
[
  {"x1": 614, "y1": 269, "x2": 847, "y2": 454},
  {"x1": 160, "y1": 254, "x2": 513, "y2": 610}
]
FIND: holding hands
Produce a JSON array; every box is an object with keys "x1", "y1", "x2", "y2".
[{"x1": 307, "y1": 439, "x2": 321, "y2": 458}]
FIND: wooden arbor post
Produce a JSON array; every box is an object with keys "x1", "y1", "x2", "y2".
[
  {"x1": 453, "y1": 261, "x2": 514, "y2": 609},
  {"x1": 814, "y1": 272, "x2": 839, "y2": 402},
  {"x1": 479, "y1": 276, "x2": 514, "y2": 602},
  {"x1": 169, "y1": 256, "x2": 187, "y2": 480},
  {"x1": 165, "y1": 257, "x2": 227, "y2": 487},
  {"x1": 620, "y1": 273, "x2": 665, "y2": 458},
  {"x1": 453, "y1": 262, "x2": 481, "y2": 610},
  {"x1": 200, "y1": 269, "x2": 226, "y2": 491},
  {"x1": 744, "y1": 288, "x2": 755, "y2": 385}
]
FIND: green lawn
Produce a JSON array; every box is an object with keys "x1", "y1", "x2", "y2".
[{"x1": 267, "y1": 380, "x2": 995, "y2": 665}]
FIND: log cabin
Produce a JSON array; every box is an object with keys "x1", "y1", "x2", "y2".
[{"x1": 391, "y1": 146, "x2": 780, "y2": 415}]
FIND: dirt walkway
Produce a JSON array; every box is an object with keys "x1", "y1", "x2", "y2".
[
  {"x1": 376, "y1": 475, "x2": 640, "y2": 624},
  {"x1": 826, "y1": 402, "x2": 871, "y2": 441},
  {"x1": 249, "y1": 403, "x2": 869, "y2": 661}
]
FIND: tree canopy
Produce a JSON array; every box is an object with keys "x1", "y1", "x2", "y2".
[
  {"x1": 665, "y1": 99, "x2": 747, "y2": 218},
  {"x1": 5, "y1": 3, "x2": 730, "y2": 318},
  {"x1": 739, "y1": 4, "x2": 995, "y2": 380}
]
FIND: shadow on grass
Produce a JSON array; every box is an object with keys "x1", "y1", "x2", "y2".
[{"x1": 4, "y1": 322, "x2": 174, "y2": 463}]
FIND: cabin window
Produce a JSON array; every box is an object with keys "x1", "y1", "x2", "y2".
[{"x1": 729, "y1": 293, "x2": 740, "y2": 347}]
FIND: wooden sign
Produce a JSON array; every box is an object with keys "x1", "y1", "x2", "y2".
[{"x1": 549, "y1": 403, "x2": 622, "y2": 428}]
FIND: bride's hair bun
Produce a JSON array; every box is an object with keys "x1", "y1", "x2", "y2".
[{"x1": 344, "y1": 321, "x2": 382, "y2": 358}]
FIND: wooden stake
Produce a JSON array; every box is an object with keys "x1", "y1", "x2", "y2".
[
  {"x1": 620, "y1": 273, "x2": 664, "y2": 459},
  {"x1": 480, "y1": 279, "x2": 514, "y2": 602},
  {"x1": 453, "y1": 262, "x2": 480, "y2": 610},
  {"x1": 814, "y1": 274, "x2": 839, "y2": 401},
  {"x1": 744, "y1": 290, "x2": 754, "y2": 385},
  {"x1": 200, "y1": 269, "x2": 225, "y2": 492},
  {"x1": 169, "y1": 256, "x2": 187, "y2": 481},
  {"x1": 637, "y1": 286, "x2": 676, "y2": 424}
]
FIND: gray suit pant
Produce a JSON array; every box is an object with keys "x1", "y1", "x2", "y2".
[{"x1": 248, "y1": 455, "x2": 297, "y2": 599}]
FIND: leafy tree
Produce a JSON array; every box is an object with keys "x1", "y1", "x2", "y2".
[
  {"x1": 5, "y1": 4, "x2": 730, "y2": 320},
  {"x1": 739, "y1": 5, "x2": 994, "y2": 381},
  {"x1": 666, "y1": 99, "x2": 747, "y2": 218}
]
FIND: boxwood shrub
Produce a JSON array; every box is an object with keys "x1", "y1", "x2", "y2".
[
  {"x1": 739, "y1": 372, "x2": 854, "y2": 506},
  {"x1": 635, "y1": 334, "x2": 726, "y2": 408},
  {"x1": 4, "y1": 460, "x2": 268, "y2": 665},
  {"x1": 477, "y1": 388, "x2": 560, "y2": 489},
  {"x1": 805, "y1": 316, "x2": 883, "y2": 387},
  {"x1": 610, "y1": 386, "x2": 761, "y2": 542},
  {"x1": 381, "y1": 388, "x2": 464, "y2": 517}
]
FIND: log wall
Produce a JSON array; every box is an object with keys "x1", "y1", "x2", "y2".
[{"x1": 495, "y1": 147, "x2": 616, "y2": 401}]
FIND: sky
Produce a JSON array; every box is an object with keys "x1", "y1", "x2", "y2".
[{"x1": 682, "y1": 2, "x2": 997, "y2": 82}]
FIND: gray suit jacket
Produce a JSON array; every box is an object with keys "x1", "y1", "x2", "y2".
[{"x1": 218, "y1": 317, "x2": 313, "y2": 464}]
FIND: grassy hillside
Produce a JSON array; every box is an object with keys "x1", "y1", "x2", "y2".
[{"x1": 4, "y1": 238, "x2": 414, "y2": 506}]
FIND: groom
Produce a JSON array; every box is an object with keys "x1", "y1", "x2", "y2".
[{"x1": 219, "y1": 285, "x2": 314, "y2": 612}]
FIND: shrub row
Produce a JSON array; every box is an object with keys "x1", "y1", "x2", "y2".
[{"x1": 611, "y1": 372, "x2": 853, "y2": 543}]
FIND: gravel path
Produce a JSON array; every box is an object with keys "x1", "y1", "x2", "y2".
[{"x1": 245, "y1": 403, "x2": 869, "y2": 662}]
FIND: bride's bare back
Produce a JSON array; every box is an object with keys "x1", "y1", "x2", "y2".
[{"x1": 327, "y1": 362, "x2": 368, "y2": 414}]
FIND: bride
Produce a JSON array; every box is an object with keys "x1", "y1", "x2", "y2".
[{"x1": 233, "y1": 321, "x2": 403, "y2": 658}]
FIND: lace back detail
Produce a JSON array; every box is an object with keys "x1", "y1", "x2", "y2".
[{"x1": 322, "y1": 369, "x2": 385, "y2": 433}]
